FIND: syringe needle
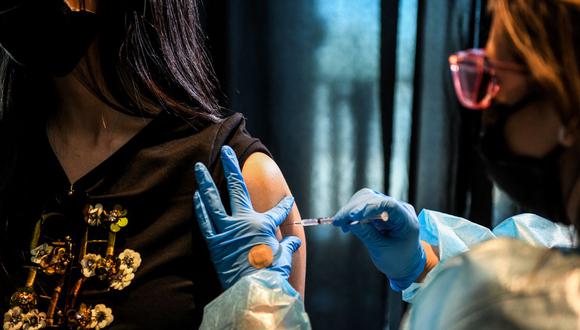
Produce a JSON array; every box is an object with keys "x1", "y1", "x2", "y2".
[
  {"x1": 299, "y1": 217, "x2": 335, "y2": 226},
  {"x1": 288, "y1": 211, "x2": 389, "y2": 227}
]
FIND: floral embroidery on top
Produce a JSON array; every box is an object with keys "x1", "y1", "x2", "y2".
[
  {"x1": 66, "y1": 304, "x2": 114, "y2": 330},
  {"x1": 85, "y1": 204, "x2": 128, "y2": 233},
  {"x1": 90, "y1": 305, "x2": 114, "y2": 330},
  {"x1": 9, "y1": 287, "x2": 38, "y2": 312},
  {"x1": 86, "y1": 205, "x2": 105, "y2": 227},
  {"x1": 80, "y1": 249, "x2": 142, "y2": 290},
  {"x1": 80, "y1": 254, "x2": 101, "y2": 278},
  {"x1": 3, "y1": 203, "x2": 140, "y2": 330},
  {"x1": 3, "y1": 307, "x2": 47, "y2": 330},
  {"x1": 30, "y1": 244, "x2": 53, "y2": 265},
  {"x1": 118, "y1": 249, "x2": 142, "y2": 271},
  {"x1": 30, "y1": 241, "x2": 72, "y2": 276}
]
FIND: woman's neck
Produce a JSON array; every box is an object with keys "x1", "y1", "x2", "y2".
[
  {"x1": 47, "y1": 72, "x2": 152, "y2": 184},
  {"x1": 51, "y1": 74, "x2": 149, "y2": 140},
  {"x1": 561, "y1": 143, "x2": 580, "y2": 224}
]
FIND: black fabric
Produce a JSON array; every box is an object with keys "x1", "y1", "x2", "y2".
[
  {"x1": 0, "y1": 112, "x2": 269, "y2": 329},
  {"x1": 410, "y1": 0, "x2": 493, "y2": 227}
]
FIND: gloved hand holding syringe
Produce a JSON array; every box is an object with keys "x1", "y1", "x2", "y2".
[
  {"x1": 286, "y1": 211, "x2": 389, "y2": 226},
  {"x1": 195, "y1": 145, "x2": 426, "y2": 296}
]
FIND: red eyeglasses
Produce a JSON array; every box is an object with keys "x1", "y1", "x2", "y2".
[{"x1": 448, "y1": 48, "x2": 527, "y2": 110}]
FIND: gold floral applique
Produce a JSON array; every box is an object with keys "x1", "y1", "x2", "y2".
[
  {"x1": 80, "y1": 249, "x2": 142, "y2": 290},
  {"x1": 3, "y1": 203, "x2": 141, "y2": 330},
  {"x1": 86, "y1": 204, "x2": 129, "y2": 233}
]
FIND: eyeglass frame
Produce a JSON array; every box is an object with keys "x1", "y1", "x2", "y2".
[{"x1": 448, "y1": 48, "x2": 528, "y2": 110}]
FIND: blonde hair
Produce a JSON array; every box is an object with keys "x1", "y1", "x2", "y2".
[{"x1": 489, "y1": 0, "x2": 580, "y2": 129}]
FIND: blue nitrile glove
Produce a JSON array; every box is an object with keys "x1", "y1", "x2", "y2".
[
  {"x1": 193, "y1": 146, "x2": 302, "y2": 289},
  {"x1": 333, "y1": 188, "x2": 426, "y2": 291}
]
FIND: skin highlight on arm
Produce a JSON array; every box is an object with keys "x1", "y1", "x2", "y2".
[{"x1": 241, "y1": 152, "x2": 307, "y2": 297}]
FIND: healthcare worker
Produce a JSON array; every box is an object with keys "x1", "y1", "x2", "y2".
[{"x1": 193, "y1": 0, "x2": 580, "y2": 328}]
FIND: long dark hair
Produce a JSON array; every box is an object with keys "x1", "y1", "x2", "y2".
[
  {"x1": 0, "y1": 0, "x2": 223, "y2": 299},
  {"x1": 0, "y1": 0, "x2": 222, "y2": 124}
]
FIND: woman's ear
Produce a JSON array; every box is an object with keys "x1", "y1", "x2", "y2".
[
  {"x1": 559, "y1": 120, "x2": 578, "y2": 147},
  {"x1": 64, "y1": 0, "x2": 97, "y2": 13}
]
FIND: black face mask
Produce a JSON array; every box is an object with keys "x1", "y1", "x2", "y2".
[
  {"x1": 479, "y1": 95, "x2": 570, "y2": 223},
  {"x1": 0, "y1": 0, "x2": 98, "y2": 76}
]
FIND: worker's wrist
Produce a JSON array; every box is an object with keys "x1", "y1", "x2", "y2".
[
  {"x1": 388, "y1": 241, "x2": 427, "y2": 292},
  {"x1": 416, "y1": 241, "x2": 439, "y2": 282}
]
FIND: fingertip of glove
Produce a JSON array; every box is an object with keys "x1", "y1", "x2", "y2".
[
  {"x1": 331, "y1": 214, "x2": 348, "y2": 232},
  {"x1": 194, "y1": 162, "x2": 211, "y2": 183},
  {"x1": 282, "y1": 195, "x2": 295, "y2": 207},
  {"x1": 220, "y1": 146, "x2": 242, "y2": 172},
  {"x1": 291, "y1": 235, "x2": 302, "y2": 247},
  {"x1": 221, "y1": 145, "x2": 235, "y2": 156},
  {"x1": 221, "y1": 146, "x2": 239, "y2": 164},
  {"x1": 193, "y1": 162, "x2": 207, "y2": 178},
  {"x1": 284, "y1": 236, "x2": 302, "y2": 251},
  {"x1": 331, "y1": 212, "x2": 346, "y2": 228}
]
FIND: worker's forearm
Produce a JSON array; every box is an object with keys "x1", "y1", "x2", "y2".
[{"x1": 416, "y1": 241, "x2": 440, "y2": 282}]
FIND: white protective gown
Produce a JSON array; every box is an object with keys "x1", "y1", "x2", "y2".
[{"x1": 402, "y1": 212, "x2": 579, "y2": 330}]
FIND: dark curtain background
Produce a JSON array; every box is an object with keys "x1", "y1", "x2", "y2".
[
  {"x1": 410, "y1": 0, "x2": 493, "y2": 227},
  {"x1": 202, "y1": 1, "x2": 492, "y2": 329}
]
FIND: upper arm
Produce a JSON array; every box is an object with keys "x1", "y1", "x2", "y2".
[{"x1": 241, "y1": 152, "x2": 306, "y2": 296}]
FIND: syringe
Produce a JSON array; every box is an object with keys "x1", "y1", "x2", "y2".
[{"x1": 288, "y1": 211, "x2": 389, "y2": 227}]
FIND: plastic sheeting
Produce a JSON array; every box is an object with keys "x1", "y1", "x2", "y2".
[{"x1": 200, "y1": 270, "x2": 311, "y2": 330}]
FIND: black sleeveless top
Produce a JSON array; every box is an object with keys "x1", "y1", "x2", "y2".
[{"x1": 0, "y1": 112, "x2": 269, "y2": 329}]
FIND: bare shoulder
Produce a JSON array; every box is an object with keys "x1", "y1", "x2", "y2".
[
  {"x1": 241, "y1": 152, "x2": 291, "y2": 212},
  {"x1": 240, "y1": 152, "x2": 306, "y2": 296}
]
